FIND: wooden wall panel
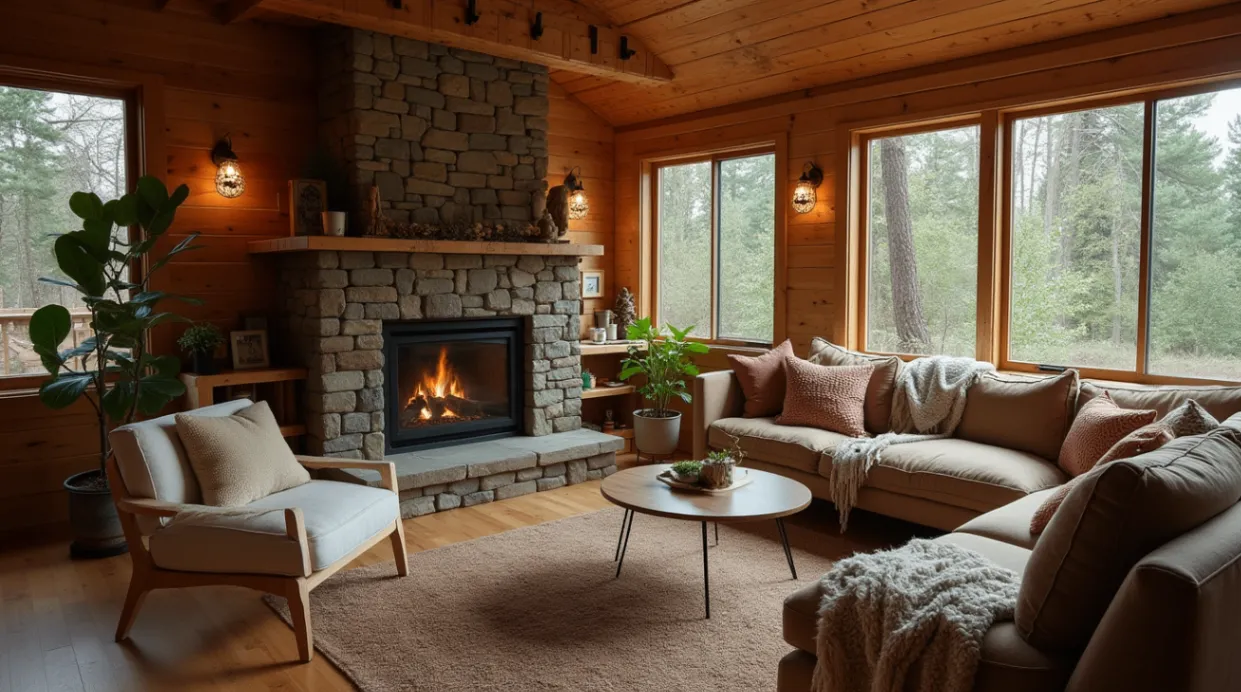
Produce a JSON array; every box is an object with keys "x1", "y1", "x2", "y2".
[{"x1": 615, "y1": 11, "x2": 1241, "y2": 360}]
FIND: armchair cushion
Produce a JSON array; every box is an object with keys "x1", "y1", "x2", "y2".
[
  {"x1": 149, "y1": 480, "x2": 399, "y2": 575},
  {"x1": 176, "y1": 401, "x2": 310, "y2": 507}
]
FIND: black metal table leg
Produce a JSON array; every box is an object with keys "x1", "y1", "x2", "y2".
[
  {"x1": 701, "y1": 521, "x2": 711, "y2": 619},
  {"x1": 615, "y1": 510, "x2": 635, "y2": 578},
  {"x1": 614, "y1": 509, "x2": 631, "y2": 562},
  {"x1": 714, "y1": 521, "x2": 719, "y2": 546},
  {"x1": 776, "y1": 518, "x2": 797, "y2": 580}
]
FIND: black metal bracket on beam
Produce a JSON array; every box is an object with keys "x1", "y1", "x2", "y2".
[
  {"x1": 387, "y1": 0, "x2": 402, "y2": 8},
  {"x1": 531, "y1": 11, "x2": 544, "y2": 40},
  {"x1": 619, "y1": 36, "x2": 637, "y2": 60},
  {"x1": 589, "y1": 25, "x2": 598, "y2": 54},
  {"x1": 465, "y1": 0, "x2": 480, "y2": 25}
]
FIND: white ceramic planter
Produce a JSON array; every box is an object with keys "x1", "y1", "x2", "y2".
[
  {"x1": 633, "y1": 409, "x2": 682, "y2": 455},
  {"x1": 321, "y1": 211, "x2": 348, "y2": 236}
]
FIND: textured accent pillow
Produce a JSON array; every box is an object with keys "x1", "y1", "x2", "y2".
[
  {"x1": 728, "y1": 340, "x2": 794, "y2": 418},
  {"x1": 1058, "y1": 393, "x2": 1156, "y2": 477},
  {"x1": 1018, "y1": 427, "x2": 1241, "y2": 651},
  {"x1": 1160, "y1": 399, "x2": 1220, "y2": 437},
  {"x1": 956, "y1": 370, "x2": 1079, "y2": 462},
  {"x1": 776, "y1": 358, "x2": 872, "y2": 437},
  {"x1": 806, "y1": 337, "x2": 902, "y2": 434},
  {"x1": 175, "y1": 401, "x2": 310, "y2": 507}
]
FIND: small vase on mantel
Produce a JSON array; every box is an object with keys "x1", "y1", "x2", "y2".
[{"x1": 322, "y1": 211, "x2": 347, "y2": 237}]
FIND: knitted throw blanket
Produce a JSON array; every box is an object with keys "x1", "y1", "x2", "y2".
[
  {"x1": 812, "y1": 539, "x2": 1020, "y2": 692},
  {"x1": 826, "y1": 356, "x2": 994, "y2": 530}
]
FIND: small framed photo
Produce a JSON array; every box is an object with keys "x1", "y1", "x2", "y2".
[
  {"x1": 230, "y1": 330, "x2": 270, "y2": 370},
  {"x1": 581, "y1": 269, "x2": 605, "y2": 299},
  {"x1": 289, "y1": 179, "x2": 328, "y2": 236}
]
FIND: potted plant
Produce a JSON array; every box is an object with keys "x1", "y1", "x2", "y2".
[
  {"x1": 669, "y1": 460, "x2": 702, "y2": 484},
  {"x1": 30, "y1": 176, "x2": 199, "y2": 558},
  {"x1": 178, "y1": 323, "x2": 224, "y2": 375},
  {"x1": 620, "y1": 318, "x2": 708, "y2": 455}
]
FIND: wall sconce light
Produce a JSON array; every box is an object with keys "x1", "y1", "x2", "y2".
[
  {"x1": 565, "y1": 168, "x2": 588, "y2": 220},
  {"x1": 211, "y1": 136, "x2": 245, "y2": 199},
  {"x1": 792, "y1": 162, "x2": 823, "y2": 214}
]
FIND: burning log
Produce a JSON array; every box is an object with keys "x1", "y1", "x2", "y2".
[{"x1": 445, "y1": 394, "x2": 482, "y2": 417}]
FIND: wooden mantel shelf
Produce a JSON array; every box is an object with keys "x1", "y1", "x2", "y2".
[{"x1": 248, "y1": 236, "x2": 604, "y2": 257}]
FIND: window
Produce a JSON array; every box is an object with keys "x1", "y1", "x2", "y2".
[
  {"x1": 852, "y1": 78, "x2": 1241, "y2": 384},
  {"x1": 655, "y1": 150, "x2": 775, "y2": 343},
  {"x1": 0, "y1": 85, "x2": 130, "y2": 378},
  {"x1": 863, "y1": 125, "x2": 980, "y2": 357}
]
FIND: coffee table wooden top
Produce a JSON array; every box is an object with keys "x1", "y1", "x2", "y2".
[{"x1": 600, "y1": 464, "x2": 812, "y2": 523}]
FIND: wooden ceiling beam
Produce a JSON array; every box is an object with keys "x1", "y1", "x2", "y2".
[
  {"x1": 221, "y1": 0, "x2": 269, "y2": 24},
  {"x1": 250, "y1": 0, "x2": 674, "y2": 84}
]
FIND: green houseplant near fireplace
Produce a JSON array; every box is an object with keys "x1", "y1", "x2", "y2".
[
  {"x1": 30, "y1": 176, "x2": 199, "y2": 558},
  {"x1": 620, "y1": 318, "x2": 708, "y2": 455}
]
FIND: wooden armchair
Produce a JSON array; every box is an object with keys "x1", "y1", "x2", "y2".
[{"x1": 105, "y1": 399, "x2": 408, "y2": 663}]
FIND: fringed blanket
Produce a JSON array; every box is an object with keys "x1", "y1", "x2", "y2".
[
  {"x1": 827, "y1": 356, "x2": 993, "y2": 529},
  {"x1": 813, "y1": 539, "x2": 1020, "y2": 692}
]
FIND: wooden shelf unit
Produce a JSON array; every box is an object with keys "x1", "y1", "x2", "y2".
[
  {"x1": 180, "y1": 368, "x2": 309, "y2": 439},
  {"x1": 579, "y1": 341, "x2": 646, "y2": 356},
  {"x1": 248, "y1": 236, "x2": 604, "y2": 257},
  {"x1": 581, "y1": 384, "x2": 637, "y2": 399}
]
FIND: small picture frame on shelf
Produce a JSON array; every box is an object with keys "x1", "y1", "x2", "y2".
[
  {"x1": 230, "y1": 330, "x2": 270, "y2": 370},
  {"x1": 289, "y1": 179, "x2": 328, "y2": 236},
  {"x1": 581, "y1": 269, "x2": 604, "y2": 298}
]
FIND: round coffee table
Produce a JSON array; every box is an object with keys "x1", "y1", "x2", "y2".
[{"x1": 600, "y1": 464, "x2": 812, "y2": 618}]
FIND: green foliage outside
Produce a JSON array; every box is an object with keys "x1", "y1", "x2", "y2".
[{"x1": 620, "y1": 318, "x2": 708, "y2": 417}]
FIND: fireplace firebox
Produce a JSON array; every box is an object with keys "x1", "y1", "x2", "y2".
[{"x1": 383, "y1": 318, "x2": 525, "y2": 451}]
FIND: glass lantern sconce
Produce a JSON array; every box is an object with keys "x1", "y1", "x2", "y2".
[
  {"x1": 211, "y1": 136, "x2": 246, "y2": 199},
  {"x1": 792, "y1": 162, "x2": 823, "y2": 214},
  {"x1": 565, "y1": 167, "x2": 588, "y2": 220}
]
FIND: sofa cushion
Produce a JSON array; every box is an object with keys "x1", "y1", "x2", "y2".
[
  {"x1": 1160, "y1": 398, "x2": 1220, "y2": 437},
  {"x1": 1057, "y1": 393, "x2": 1155, "y2": 477},
  {"x1": 1016, "y1": 427, "x2": 1241, "y2": 652},
  {"x1": 956, "y1": 488, "x2": 1059, "y2": 550},
  {"x1": 1080, "y1": 380, "x2": 1241, "y2": 422},
  {"x1": 840, "y1": 439, "x2": 1067, "y2": 513},
  {"x1": 777, "y1": 358, "x2": 871, "y2": 437},
  {"x1": 728, "y1": 339, "x2": 794, "y2": 418},
  {"x1": 807, "y1": 337, "x2": 902, "y2": 434},
  {"x1": 956, "y1": 370, "x2": 1078, "y2": 462},
  {"x1": 149, "y1": 480, "x2": 399, "y2": 575},
  {"x1": 711, "y1": 417, "x2": 849, "y2": 475}
]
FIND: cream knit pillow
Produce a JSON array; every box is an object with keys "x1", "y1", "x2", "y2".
[{"x1": 175, "y1": 401, "x2": 310, "y2": 507}]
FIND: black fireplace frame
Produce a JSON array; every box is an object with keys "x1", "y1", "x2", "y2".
[{"x1": 382, "y1": 317, "x2": 525, "y2": 452}]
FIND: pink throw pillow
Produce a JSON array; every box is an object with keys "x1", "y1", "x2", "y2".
[
  {"x1": 776, "y1": 357, "x2": 872, "y2": 437},
  {"x1": 1058, "y1": 392, "x2": 1156, "y2": 477},
  {"x1": 728, "y1": 340, "x2": 795, "y2": 418}
]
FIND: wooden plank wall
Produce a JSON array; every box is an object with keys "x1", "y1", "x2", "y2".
[{"x1": 615, "y1": 6, "x2": 1241, "y2": 359}]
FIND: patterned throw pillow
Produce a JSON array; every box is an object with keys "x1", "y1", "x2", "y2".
[
  {"x1": 776, "y1": 358, "x2": 872, "y2": 437},
  {"x1": 1058, "y1": 392, "x2": 1156, "y2": 477},
  {"x1": 728, "y1": 340, "x2": 795, "y2": 418},
  {"x1": 1160, "y1": 399, "x2": 1220, "y2": 437}
]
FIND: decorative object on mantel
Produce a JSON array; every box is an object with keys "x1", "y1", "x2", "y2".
[
  {"x1": 613, "y1": 287, "x2": 636, "y2": 333},
  {"x1": 564, "y1": 167, "x2": 589, "y2": 220},
  {"x1": 365, "y1": 185, "x2": 544, "y2": 243},
  {"x1": 792, "y1": 161, "x2": 823, "y2": 214},
  {"x1": 178, "y1": 323, "x2": 225, "y2": 376},
  {"x1": 289, "y1": 179, "x2": 328, "y2": 235},
  {"x1": 607, "y1": 323, "x2": 618, "y2": 341},
  {"x1": 29, "y1": 176, "x2": 196, "y2": 559},
  {"x1": 211, "y1": 136, "x2": 245, "y2": 199},
  {"x1": 537, "y1": 208, "x2": 558, "y2": 242},
  {"x1": 230, "y1": 329, "x2": 270, "y2": 370},
  {"x1": 582, "y1": 269, "x2": 605, "y2": 298},
  {"x1": 621, "y1": 318, "x2": 709, "y2": 455},
  {"x1": 546, "y1": 184, "x2": 570, "y2": 237},
  {"x1": 322, "y1": 211, "x2": 347, "y2": 236},
  {"x1": 590, "y1": 327, "x2": 607, "y2": 344},
  {"x1": 593, "y1": 308, "x2": 612, "y2": 329},
  {"x1": 303, "y1": 145, "x2": 351, "y2": 236}
]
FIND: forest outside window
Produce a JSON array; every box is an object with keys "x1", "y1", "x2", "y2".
[
  {"x1": 0, "y1": 84, "x2": 130, "y2": 379},
  {"x1": 655, "y1": 150, "x2": 776, "y2": 344}
]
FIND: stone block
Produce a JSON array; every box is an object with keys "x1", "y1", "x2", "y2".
[
  {"x1": 364, "y1": 433, "x2": 385, "y2": 460},
  {"x1": 542, "y1": 462, "x2": 566, "y2": 477},
  {"x1": 400, "y1": 495, "x2": 437, "y2": 518},
  {"x1": 407, "y1": 178, "x2": 455, "y2": 197},
  {"x1": 399, "y1": 295, "x2": 422, "y2": 319},
  {"x1": 485, "y1": 80, "x2": 513, "y2": 107},
  {"x1": 425, "y1": 294, "x2": 463, "y2": 317},
  {"x1": 449, "y1": 172, "x2": 488, "y2": 188},
  {"x1": 567, "y1": 459, "x2": 588, "y2": 485},
  {"x1": 323, "y1": 434, "x2": 363, "y2": 453},
  {"x1": 310, "y1": 270, "x2": 348, "y2": 289},
  {"x1": 462, "y1": 490, "x2": 494, "y2": 507},
  {"x1": 586, "y1": 469, "x2": 604, "y2": 481},
  {"x1": 526, "y1": 407, "x2": 551, "y2": 436},
  {"x1": 355, "y1": 110, "x2": 400, "y2": 137},
  {"x1": 409, "y1": 253, "x2": 444, "y2": 270},
  {"x1": 413, "y1": 161, "x2": 448, "y2": 182},
  {"x1": 509, "y1": 268, "x2": 536, "y2": 288},
  {"x1": 343, "y1": 303, "x2": 364, "y2": 320},
  {"x1": 495, "y1": 480, "x2": 537, "y2": 500},
  {"x1": 444, "y1": 255, "x2": 483, "y2": 269},
  {"x1": 469, "y1": 133, "x2": 507, "y2": 150},
  {"x1": 316, "y1": 289, "x2": 346, "y2": 317},
  {"x1": 587, "y1": 452, "x2": 615, "y2": 470},
  {"x1": 364, "y1": 303, "x2": 399, "y2": 320},
  {"x1": 517, "y1": 466, "x2": 543, "y2": 482},
  {"x1": 511, "y1": 298, "x2": 536, "y2": 315},
  {"x1": 485, "y1": 290, "x2": 511, "y2": 310},
  {"x1": 448, "y1": 478, "x2": 480, "y2": 495},
  {"x1": 366, "y1": 369, "x2": 384, "y2": 388},
  {"x1": 342, "y1": 412, "x2": 370, "y2": 434},
  {"x1": 341, "y1": 319, "x2": 381, "y2": 335},
  {"x1": 438, "y1": 73, "x2": 469, "y2": 98},
  {"x1": 536, "y1": 476, "x2": 565, "y2": 492},
  {"x1": 513, "y1": 96, "x2": 548, "y2": 116},
  {"x1": 357, "y1": 387, "x2": 383, "y2": 413},
  {"x1": 480, "y1": 472, "x2": 515, "y2": 491},
  {"x1": 516, "y1": 256, "x2": 545, "y2": 273},
  {"x1": 416, "y1": 277, "x2": 454, "y2": 295},
  {"x1": 422, "y1": 129, "x2": 469, "y2": 151},
  {"x1": 317, "y1": 370, "x2": 365, "y2": 393},
  {"x1": 457, "y1": 113, "x2": 495, "y2": 133},
  {"x1": 436, "y1": 493, "x2": 461, "y2": 511},
  {"x1": 317, "y1": 335, "x2": 354, "y2": 354},
  {"x1": 456, "y1": 151, "x2": 498, "y2": 174},
  {"x1": 337, "y1": 350, "x2": 384, "y2": 371},
  {"x1": 466, "y1": 268, "x2": 499, "y2": 294},
  {"x1": 340, "y1": 252, "x2": 376, "y2": 269},
  {"x1": 308, "y1": 413, "x2": 340, "y2": 440},
  {"x1": 395, "y1": 268, "x2": 416, "y2": 295},
  {"x1": 445, "y1": 96, "x2": 493, "y2": 115},
  {"x1": 405, "y1": 86, "x2": 445, "y2": 109}
]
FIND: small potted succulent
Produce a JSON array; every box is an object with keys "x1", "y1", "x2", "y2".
[
  {"x1": 669, "y1": 460, "x2": 702, "y2": 484},
  {"x1": 699, "y1": 434, "x2": 747, "y2": 490},
  {"x1": 178, "y1": 323, "x2": 224, "y2": 375}
]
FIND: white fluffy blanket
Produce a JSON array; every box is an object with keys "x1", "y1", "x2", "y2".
[
  {"x1": 812, "y1": 539, "x2": 1020, "y2": 692},
  {"x1": 827, "y1": 356, "x2": 993, "y2": 529}
]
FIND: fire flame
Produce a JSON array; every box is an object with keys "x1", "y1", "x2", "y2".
[{"x1": 407, "y1": 347, "x2": 464, "y2": 419}]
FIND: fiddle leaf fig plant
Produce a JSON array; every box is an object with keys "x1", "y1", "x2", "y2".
[
  {"x1": 30, "y1": 176, "x2": 201, "y2": 481},
  {"x1": 619, "y1": 317, "x2": 709, "y2": 417}
]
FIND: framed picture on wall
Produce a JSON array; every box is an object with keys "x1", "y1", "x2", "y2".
[
  {"x1": 581, "y1": 269, "x2": 605, "y2": 299},
  {"x1": 289, "y1": 179, "x2": 327, "y2": 236},
  {"x1": 230, "y1": 330, "x2": 270, "y2": 370}
]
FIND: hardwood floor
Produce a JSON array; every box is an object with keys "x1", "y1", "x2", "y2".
[{"x1": 0, "y1": 474, "x2": 922, "y2": 692}]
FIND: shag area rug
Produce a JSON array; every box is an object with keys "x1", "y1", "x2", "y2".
[{"x1": 266, "y1": 507, "x2": 835, "y2": 691}]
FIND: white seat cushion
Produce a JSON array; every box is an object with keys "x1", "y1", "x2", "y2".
[{"x1": 149, "y1": 480, "x2": 399, "y2": 576}]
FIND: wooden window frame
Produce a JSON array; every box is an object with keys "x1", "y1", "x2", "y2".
[
  {"x1": 847, "y1": 74, "x2": 1241, "y2": 385},
  {"x1": 0, "y1": 58, "x2": 162, "y2": 392},
  {"x1": 649, "y1": 144, "x2": 780, "y2": 348}
]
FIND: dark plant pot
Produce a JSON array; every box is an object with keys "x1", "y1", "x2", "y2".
[
  {"x1": 64, "y1": 470, "x2": 127, "y2": 559},
  {"x1": 190, "y1": 350, "x2": 218, "y2": 375}
]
